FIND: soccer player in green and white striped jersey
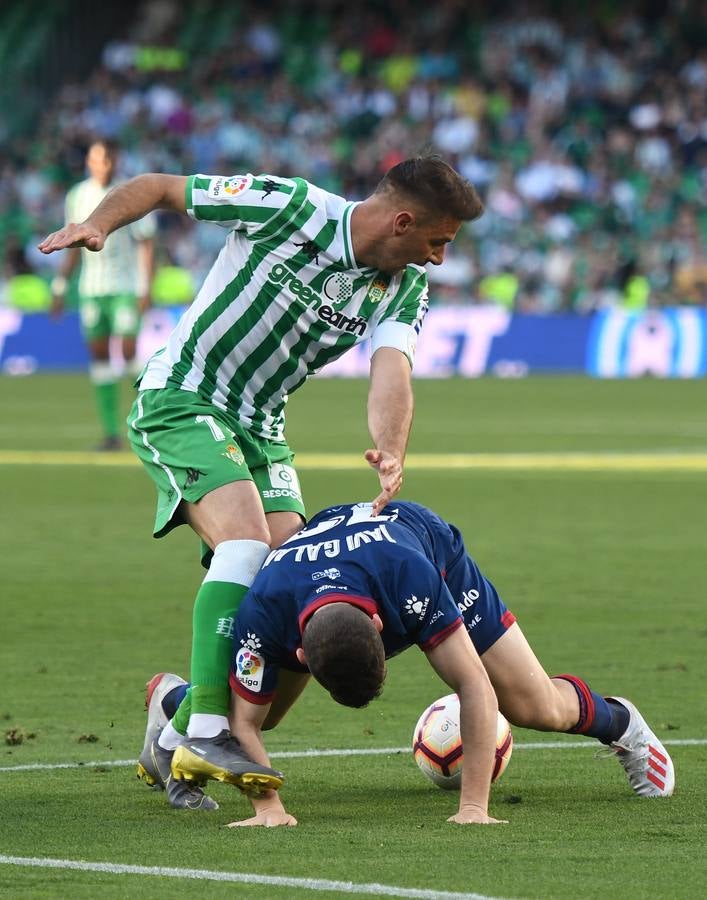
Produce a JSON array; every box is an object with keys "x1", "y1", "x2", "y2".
[
  {"x1": 51, "y1": 139, "x2": 156, "y2": 450},
  {"x1": 39, "y1": 156, "x2": 484, "y2": 808}
]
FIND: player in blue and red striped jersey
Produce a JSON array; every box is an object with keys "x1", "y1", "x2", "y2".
[{"x1": 149, "y1": 500, "x2": 675, "y2": 825}]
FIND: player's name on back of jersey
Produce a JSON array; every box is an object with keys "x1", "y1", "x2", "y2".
[{"x1": 263, "y1": 524, "x2": 397, "y2": 567}]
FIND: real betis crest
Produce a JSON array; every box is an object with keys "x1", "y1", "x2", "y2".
[
  {"x1": 367, "y1": 275, "x2": 390, "y2": 303},
  {"x1": 222, "y1": 443, "x2": 245, "y2": 466}
]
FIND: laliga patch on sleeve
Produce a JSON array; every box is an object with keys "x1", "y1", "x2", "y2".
[
  {"x1": 235, "y1": 646, "x2": 264, "y2": 692},
  {"x1": 207, "y1": 175, "x2": 252, "y2": 200},
  {"x1": 207, "y1": 177, "x2": 224, "y2": 199},
  {"x1": 223, "y1": 175, "x2": 252, "y2": 197}
]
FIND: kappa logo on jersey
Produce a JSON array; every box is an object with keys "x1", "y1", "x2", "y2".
[
  {"x1": 267, "y1": 264, "x2": 367, "y2": 336},
  {"x1": 404, "y1": 594, "x2": 430, "y2": 620},
  {"x1": 294, "y1": 239, "x2": 320, "y2": 263},
  {"x1": 261, "y1": 178, "x2": 280, "y2": 198},
  {"x1": 312, "y1": 568, "x2": 341, "y2": 581},
  {"x1": 236, "y1": 646, "x2": 264, "y2": 691}
]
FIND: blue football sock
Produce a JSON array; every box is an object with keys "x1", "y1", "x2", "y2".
[
  {"x1": 554, "y1": 674, "x2": 630, "y2": 744},
  {"x1": 604, "y1": 698, "x2": 631, "y2": 743},
  {"x1": 162, "y1": 683, "x2": 189, "y2": 719}
]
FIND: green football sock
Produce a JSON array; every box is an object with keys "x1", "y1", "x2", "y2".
[
  {"x1": 189, "y1": 579, "x2": 248, "y2": 716},
  {"x1": 93, "y1": 379, "x2": 120, "y2": 437}
]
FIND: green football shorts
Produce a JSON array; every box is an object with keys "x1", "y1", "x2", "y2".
[
  {"x1": 127, "y1": 387, "x2": 306, "y2": 540},
  {"x1": 79, "y1": 292, "x2": 141, "y2": 340}
]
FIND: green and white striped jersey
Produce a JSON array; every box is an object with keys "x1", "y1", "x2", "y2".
[
  {"x1": 66, "y1": 178, "x2": 156, "y2": 297},
  {"x1": 139, "y1": 173, "x2": 429, "y2": 442}
]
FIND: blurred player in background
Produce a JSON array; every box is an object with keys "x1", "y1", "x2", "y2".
[
  {"x1": 51, "y1": 139, "x2": 156, "y2": 451},
  {"x1": 146, "y1": 500, "x2": 675, "y2": 825},
  {"x1": 39, "y1": 155, "x2": 484, "y2": 797}
]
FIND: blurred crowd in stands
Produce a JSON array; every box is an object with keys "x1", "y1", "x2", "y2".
[{"x1": 2, "y1": 0, "x2": 707, "y2": 311}]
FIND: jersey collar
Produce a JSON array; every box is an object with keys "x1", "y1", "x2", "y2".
[
  {"x1": 298, "y1": 592, "x2": 379, "y2": 635},
  {"x1": 341, "y1": 202, "x2": 360, "y2": 269}
]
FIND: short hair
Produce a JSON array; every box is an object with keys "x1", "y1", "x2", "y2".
[
  {"x1": 375, "y1": 154, "x2": 484, "y2": 222},
  {"x1": 88, "y1": 137, "x2": 119, "y2": 160},
  {"x1": 302, "y1": 604, "x2": 386, "y2": 708}
]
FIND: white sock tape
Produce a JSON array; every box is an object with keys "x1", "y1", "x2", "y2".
[{"x1": 203, "y1": 539, "x2": 270, "y2": 586}]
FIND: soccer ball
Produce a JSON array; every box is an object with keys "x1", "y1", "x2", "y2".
[{"x1": 412, "y1": 693, "x2": 513, "y2": 790}]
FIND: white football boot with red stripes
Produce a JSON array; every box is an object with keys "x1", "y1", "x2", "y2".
[{"x1": 606, "y1": 697, "x2": 675, "y2": 797}]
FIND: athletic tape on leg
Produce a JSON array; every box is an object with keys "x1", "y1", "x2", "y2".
[{"x1": 203, "y1": 539, "x2": 270, "y2": 586}]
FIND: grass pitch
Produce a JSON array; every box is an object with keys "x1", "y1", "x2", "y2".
[{"x1": 1, "y1": 374, "x2": 706, "y2": 899}]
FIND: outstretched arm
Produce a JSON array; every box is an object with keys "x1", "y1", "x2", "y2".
[
  {"x1": 366, "y1": 347, "x2": 413, "y2": 515},
  {"x1": 38, "y1": 174, "x2": 187, "y2": 255},
  {"x1": 227, "y1": 670, "x2": 310, "y2": 827},
  {"x1": 425, "y1": 628, "x2": 508, "y2": 825}
]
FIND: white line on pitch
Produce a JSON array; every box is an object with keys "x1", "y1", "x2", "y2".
[
  {"x1": 0, "y1": 855, "x2": 504, "y2": 900},
  {"x1": 0, "y1": 738, "x2": 703, "y2": 774}
]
